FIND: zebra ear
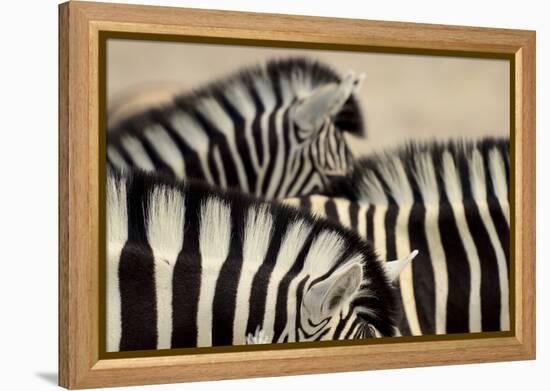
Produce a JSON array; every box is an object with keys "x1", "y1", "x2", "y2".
[
  {"x1": 303, "y1": 263, "x2": 363, "y2": 317},
  {"x1": 383, "y1": 250, "x2": 419, "y2": 283},
  {"x1": 294, "y1": 71, "x2": 365, "y2": 132}
]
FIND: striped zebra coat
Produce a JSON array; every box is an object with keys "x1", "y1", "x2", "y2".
[
  {"x1": 107, "y1": 58, "x2": 365, "y2": 199},
  {"x1": 107, "y1": 168, "x2": 414, "y2": 352},
  {"x1": 284, "y1": 138, "x2": 510, "y2": 336}
]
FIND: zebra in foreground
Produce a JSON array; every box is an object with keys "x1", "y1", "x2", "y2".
[
  {"x1": 284, "y1": 138, "x2": 510, "y2": 336},
  {"x1": 107, "y1": 58, "x2": 365, "y2": 199},
  {"x1": 106, "y1": 168, "x2": 417, "y2": 352}
]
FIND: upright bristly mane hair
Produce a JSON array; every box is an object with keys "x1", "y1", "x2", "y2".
[
  {"x1": 108, "y1": 57, "x2": 365, "y2": 140},
  {"x1": 341, "y1": 137, "x2": 509, "y2": 205}
]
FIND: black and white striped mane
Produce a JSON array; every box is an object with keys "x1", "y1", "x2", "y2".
[
  {"x1": 109, "y1": 57, "x2": 364, "y2": 139},
  {"x1": 343, "y1": 137, "x2": 509, "y2": 205}
]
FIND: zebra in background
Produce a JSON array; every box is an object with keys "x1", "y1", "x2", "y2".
[
  {"x1": 284, "y1": 138, "x2": 510, "y2": 336},
  {"x1": 107, "y1": 58, "x2": 365, "y2": 199},
  {"x1": 107, "y1": 168, "x2": 417, "y2": 351}
]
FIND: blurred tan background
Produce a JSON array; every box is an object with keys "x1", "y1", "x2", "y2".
[{"x1": 107, "y1": 39, "x2": 509, "y2": 156}]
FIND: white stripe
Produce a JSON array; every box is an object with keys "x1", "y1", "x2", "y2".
[
  {"x1": 196, "y1": 97, "x2": 250, "y2": 192},
  {"x1": 170, "y1": 112, "x2": 214, "y2": 183},
  {"x1": 281, "y1": 197, "x2": 300, "y2": 209},
  {"x1": 107, "y1": 145, "x2": 127, "y2": 170},
  {"x1": 212, "y1": 145, "x2": 227, "y2": 189},
  {"x1": 287, "y1": 152, "x2": 313, "y2": 197},
  {"x1": 252, "y1": 75, "x2": 276, "y2": 195},
  {"x1": 424, "y1": 204, "x2": 448, "y2": 334},
  {"x1": 106, "y1": 175, "x2": 127, "y2": 352},
  {"x1": 224, "y1": 83, "x2": 261, "y2": 172},
  {"x1": 196, "y1": 198, "x2": 232, "y2": 347},
  {"x1": 357, "y1": 203, "x2": 368, "y2": 240},
  {"x1": 470, "y1": 149, "x2": 510, "y2": 331},
  {"x1": 265, "y1": 78, "x2": 293, "y2": 198},
  {"x1": 395, "y1": 204, "x2": 422, "y2": 336},
  {"x1": 373, "y1": 204, "x2": 388, "y2": 260},
  {"x1": 308, "y1": 195, "x2": 328, "y2": 219},
  {"x1": 334, "y1": 198, "x2": 351, "y2": 229},
  {"x1": 262, "y1": 221, "x2": 312, "y2": 340},
  {"x1": 143, "y1": 125, "x2": 185, "y2": 179},
  {"x1": 442, "y1": 151, "x2": 482, "y2": 332},
  {"x1": 233, "y1": 205, "x2": 274, "y2": 345},
  {"x1": 276, "y1": 121, "x2": 301, "y2": 197},
  {"x1": 120, "y1": 136, "x2": 155, "y2": 172},
  {"x1": 146, "y1": 186, "x2": 185, "y2": 349}
]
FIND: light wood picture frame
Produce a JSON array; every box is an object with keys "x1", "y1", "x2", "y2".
[{"x1": 58, "y1": 1, "x2": 536, "y2": 389}]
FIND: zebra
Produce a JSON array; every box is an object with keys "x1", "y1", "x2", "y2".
[
  {"x1": 283, "y1": 137, "x2": 510, "y2": 337},
  {"x1": 106, "y1": 168, "x2": 417, "y2": 352},
  {"x1": 106, "y1": 57, "x2": 365, "y2": 199}
]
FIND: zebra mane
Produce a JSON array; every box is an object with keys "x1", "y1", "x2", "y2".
[
  {"x1": 108, "y1": 57, "x2": 364, "y2": 139},
  {"x1": 344, "y1": 137, "x2": 510, "y2": 205}
]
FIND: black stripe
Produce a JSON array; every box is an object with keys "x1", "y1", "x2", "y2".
[
  {"x1": 191, "y1": 108, "x2": 241, "y2": 189},
  {"x1": 206, "y1": 147, "x2": 221, "y2": 186},
  {"x1": 324, "y1": 199, "x2": 339, "y2": 225},
  {"x1": 287, "y1": 152, "x2": 307, "y2": 196},
  {"x1": 260, "y1": 86, "x2": 283, "y2": 195},
  {"x1": 434, "y1": 158, "x2": 471, "y2": 334},
  {"x1": 408, "y1": 202, "x2": 435, "y2": 335},
  {"x1": 299, "y1": 196, "x2": 312, "y2": 213},
  {"x1": 332, "y1": 309, "x2": 355, "y2": 340},
  {"x1": 349, "y1": 202, "x2": 359, "y2": 232},
  {"x1": 212, "y1": 203, "x2": 246, "y2": 346},
  {"x1": 324, "y1": 125, "x2": 338, "y2": 170},
  {"x1": 344, "y1": 318, "x2": 362, "y2": 340},
  {"x1": 245, "y1": 215, "x2": 290, "y2": 336},
  {"x1": 437, "y1": 203, "x2": 471, "y2": 333},
  {"x1": 463, "y1": 201, "x2": 501, "y2": 331},
  {"x1": 171, "y1": 189, "x2": 203, "y2": 348},
  {"x1": 118, "y1": 175, "x2": 157, "y2": 351},
  {"x1": 456, "y1": 153, "x2": 501, "y2": 332},
  {"x1": 482, "y1": 149, "x2": 510, "y2": 268},
  {"x1": 384, "y1": 203, "x2": 412, "y2": 337},
  {"x1": 218, "y1": 93, "x2": 257, "y2": 192},
  {"x1": 247, "y1": 83, "x2": 265, "y2": 167},
  {"x1": 274, "y1": 109, "x2": 293, "y2": 198},
  {"x1": 294, "y1": 276, "x2": 309, "y2": 341},
  {"x1": 488, "y1": 199, "x2": 510, "y2": 268},
  {"x1": 384, "y1": 204, "x2": 398, "y2": 263},
  {"x1": 295, "y1": 146, "x2": 319, "y2": 196},
  {"x1": 272, "y1": 229, "x2": 316, "y2": 342}
]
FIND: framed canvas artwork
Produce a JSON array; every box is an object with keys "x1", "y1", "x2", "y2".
[{"x1": 58, "y1": 1, "x2": 535, "y2": 388}]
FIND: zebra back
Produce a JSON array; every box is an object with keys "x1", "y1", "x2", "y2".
[
  {"x1": 107, "y1": 168, "x2": 407, "y2": 351},
  {"x1": 284, "y1": 137, "x2": 510, "y2": 336}
]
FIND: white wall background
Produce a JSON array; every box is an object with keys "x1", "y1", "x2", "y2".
[{"x1": 0, "y1": 0, "x2": 546, "y2": 389}]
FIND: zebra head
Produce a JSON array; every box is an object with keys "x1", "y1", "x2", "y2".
[
  {"x1": 290, "y1": 70, "x2": 365, "y2": 195},
  {"x1": 293, "y1": 249, "x2": 417, "y2": 342}
]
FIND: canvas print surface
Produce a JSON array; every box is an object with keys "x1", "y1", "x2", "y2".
[{"x1": 105, "y1": 39, "x2": 510, "y2": 352}]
